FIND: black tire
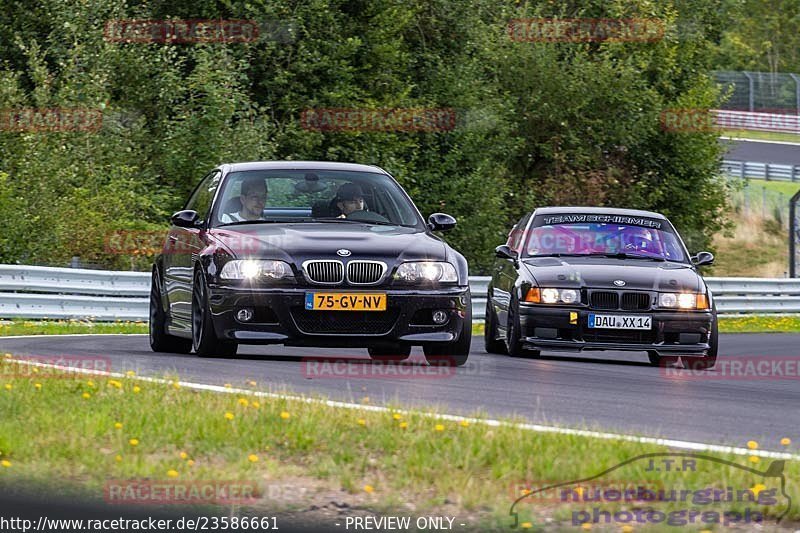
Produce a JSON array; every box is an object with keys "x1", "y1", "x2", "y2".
[
  {"x1": 484, "y1": 295, "x2": 507, "y2": 354},
  {"x1": 192, "y1": 269, "x2": 238, "y2": 358},
  {"x1": 505, "y1": 297, "x2": 540, "y2": 358},
  {"x1": 647, "y1": 351, "x2": 679, "y2": 367},
  {"x1": 149, "y1": 267, "x2": 192, "y2": 354},
  {"x1": 683, "y1": 312, "x2": 718, "y2": 371},
  {"x1": 423, "y1": 294, "x2": 472, "y2": 367},
  {"x1": 368, "y1": 345, "x2": 411, "y2": 361}
]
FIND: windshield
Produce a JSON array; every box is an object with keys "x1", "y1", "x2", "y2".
[
  {"x1": 212, "y1": 170, "x2": 424, "y2": 228},
  {"x1": 523, "y1": 219, "x2": 687, "y2": 262}
]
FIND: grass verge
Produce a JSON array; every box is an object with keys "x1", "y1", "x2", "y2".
[
  {"x1": 720, "y1": 129, "x2": 800, "y2": 144},
  {"x1": 0, "y1": 320, "x2": 148, "y2": 336},
  {"x1": 0, "y1": 356, "x2": 797, "y2": 531}
]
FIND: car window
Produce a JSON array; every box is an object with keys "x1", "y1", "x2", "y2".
[
  {"x1": 211, "y1": 170, "x2": 424, "y2": 228},
  {"x1": 507, "y1": 213, "x2": 531, "y2": 251},
  {"x1": 185, "y1": 170, "x2": 222, "y2": 223},
  {"x1": 524, "y1": 221, "x2": 687, "y2": 262}
]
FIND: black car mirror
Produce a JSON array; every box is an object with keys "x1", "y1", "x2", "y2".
[
  {"x1": 171, "y1": 210, "x2": 201, "y2": 228},
  {"x1": 495, "y1": 244, "x2": 518, "y2": 263},
  {"x1": 691, "y1": 251, "x2": 714, "y2": 266},
  {"x1": 428, "y1": 213, "x2": 457, "y2": 232}
]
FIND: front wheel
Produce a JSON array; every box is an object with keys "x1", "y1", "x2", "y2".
[
  {"x1": 484, "y1": 294, "x2": 507, "y2": 355},
  {"x1": 506, "y1": 298, "x2": 539, "y2": 358},
  {"x1": 192, "y1": 269, "x2": 238, "y2": 358},
  {"x1": 149, "y1": 267, "x2": 192, "y2": 354}
]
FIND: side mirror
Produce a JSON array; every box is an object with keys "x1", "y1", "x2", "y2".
[
  {"x1": 495, "y1": 244, "x2": 519, "y2": 262},
  {"x1": 171, "y1": 210, "x2": 201, "y2": 228},
  {"x1": 428, "y1": 213, "x2": 457, "y2": 232},
  {"x1": 691, "y1": 251, "x2": 714, "y2": 266}
]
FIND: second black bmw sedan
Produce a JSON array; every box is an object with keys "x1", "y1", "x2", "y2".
[
  {"x1": 149, "y1": 161, "x2": 471, "y2": 365},
  {"x1": 485, "y1": 207, "x2": 718, "y2": 369}
]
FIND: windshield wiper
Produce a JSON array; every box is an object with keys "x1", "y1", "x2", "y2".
[
  {"x1": 218, "y1": 219, "x2": 296, "y2": 227},
  {"x1": 528, "y1": 253, "x2": 592, "y2": 258},
  {"x1": 313, "y1": 217, "x2": 410, "y2": 227},
  {"x1": 596, "y1": 252, "x2": 666, "y2": 261}
]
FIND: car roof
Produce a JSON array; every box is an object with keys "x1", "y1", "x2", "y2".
[
  {"x1": 532, "y1": 206, "x2": 667, "y2": 220},
  {"x1": 221, "y1": 161, "x2": 388, "y2": 174}
]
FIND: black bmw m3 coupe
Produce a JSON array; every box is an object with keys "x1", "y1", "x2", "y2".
[
  {"x1": 485, "y1": 207, "x2": 718, "y2": 369},
  {"x1": 149, "y1": 161, "x2": 471, "y2": 365}
]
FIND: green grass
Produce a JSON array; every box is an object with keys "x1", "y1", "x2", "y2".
[
  {"x1": 719, "y1": 315, "x2": 800, "y2": 333},
  {"x1": 0, "y1": 357, "x2": 797, "y2": 531},
  {"x1": 739, "y1": 179, "x2": 800, "y2": 198},
  {"x1": 720, "y1": 129, "x2": 800, "y2": 144},
  {"x1": 0, "y1": 320, "x2": 148, "y2": 336}
]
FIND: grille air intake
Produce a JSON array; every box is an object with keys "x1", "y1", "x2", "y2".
[
  {"x1": 304, "y1": 260, "x2": 344, "y2": 284},
  {"x1": 347, "y1": 261, "x2": 386, "y2": 285},
  {"x1": 590, "y1": 291, "x2": 619, "y2": 310}
]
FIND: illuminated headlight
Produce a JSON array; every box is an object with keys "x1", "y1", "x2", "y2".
[
  {"x1": 535, "y1": 288, "x2": 580, "y2": 304},
  {"x1": 394, "y1": 262, "x2": 457, "y2": 283},
  {"x1": 220, "y1": 260, "x2": 293, "y2": 280},
  {"x1": 658, "y1": 292, "x2": 709, "y2": 310}
]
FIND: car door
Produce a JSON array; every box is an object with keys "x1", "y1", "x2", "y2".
[
  {"x1": 164, "y1": 170, "x2": 222, "y2": 328},
  {"x1": 493, "y1": 213, "x2": 531, "y2": 330}
]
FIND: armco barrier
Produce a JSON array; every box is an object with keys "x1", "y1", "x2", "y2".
[{"x1": 0, "y1": 265, "x2": 797, "y2": 321}]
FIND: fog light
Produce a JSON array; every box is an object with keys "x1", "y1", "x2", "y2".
[
  {"x1": 432, "y1": 310, "x2": 448, "y2": 324},
  {"x1": 236, "y1": 308, "x2": 254, "y2": 322}
]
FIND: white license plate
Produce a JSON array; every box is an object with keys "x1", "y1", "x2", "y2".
[{"x1": 588, "y1": 314, "x2": 652, "y2": 330}]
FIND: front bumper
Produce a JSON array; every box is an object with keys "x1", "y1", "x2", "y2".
[
  {"x1": 517, "y1": 304, "x2": 714, "y2": 356},
  {"x1": 206, "y1": 285, "x2": 470, "y2": 347}
]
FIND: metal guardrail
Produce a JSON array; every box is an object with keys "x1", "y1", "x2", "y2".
[
  {"x1": 715, "y1": 109, "x2": 800, "y2": 134},
  {"x1": 0, "y1": 265, "x2": 798, "y2": 321},
  {"x1": 722, "y1": 159, "x2": 800, "y2": 182}
]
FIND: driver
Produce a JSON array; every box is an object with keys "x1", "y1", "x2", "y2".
[
  {"x1": 221, "y1": 177, "x2": 267, "y2": 223},
  {"x1": 335, "y1": 183, "x2": 366, "y2": 218}
]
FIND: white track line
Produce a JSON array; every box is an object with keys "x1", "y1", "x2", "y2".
[{"x1": 4, "y1": 353, "x2": 798, "y2": 462}]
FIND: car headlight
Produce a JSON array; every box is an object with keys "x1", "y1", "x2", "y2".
[
  {"x1": 525, "y1": 287, "x2": 580, "y2": 304},
  {"x1": 658, "y1": 292, "x2": 709, "y2": 310},
  {"x1": 220, "y1": 260, "x2": 294, "y2": 280},
  {"x1": 393, "y1": 262, "x2": 457, "y2": 283}
]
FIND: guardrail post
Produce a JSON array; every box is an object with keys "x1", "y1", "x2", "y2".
[{"x1": 70, "y1": 256, "x2": 80, "y2": 268}]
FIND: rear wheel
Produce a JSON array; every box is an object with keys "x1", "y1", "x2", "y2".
[
  {"x1": 192, "y1": 269, "x2": 238, "y2": 358},
  {"x1": 423, "y1": 294, "x2": 472, "y2": 367},
  {"x1": 484, "y1": 295, "x2": 507, "y2": 354},
  {"x1": 368, "y1": 345, "x2": 411, "y2": 362},
  {"x1": 506, "y1": 298, "x2": 540, "y2": 358},
  {"x1": 149, "y1": 268, "x2": 192, "y2": 354}
]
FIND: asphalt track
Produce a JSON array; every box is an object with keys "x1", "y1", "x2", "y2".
[
  {"x1": 1, "y1": 333, "x2": 798, "y2": 449},
  {"x1": 723, "y1": 138, "x2": 800, "y2": 165}
]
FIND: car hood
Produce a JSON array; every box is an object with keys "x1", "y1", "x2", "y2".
[
  {"x1": 208, "y1": 223, "x2": 447, "y2": 263},
  {"x1": 521, "y1": 256, "x2": 702, "y2": 292}
]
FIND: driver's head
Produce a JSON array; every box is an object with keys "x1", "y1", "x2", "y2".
[
  {"x1": 239, "y1": 177, "x2": 267, "y2": 219},
  {"x1": 336, "y1": 183, "x2": 365, "y2": 216}
]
